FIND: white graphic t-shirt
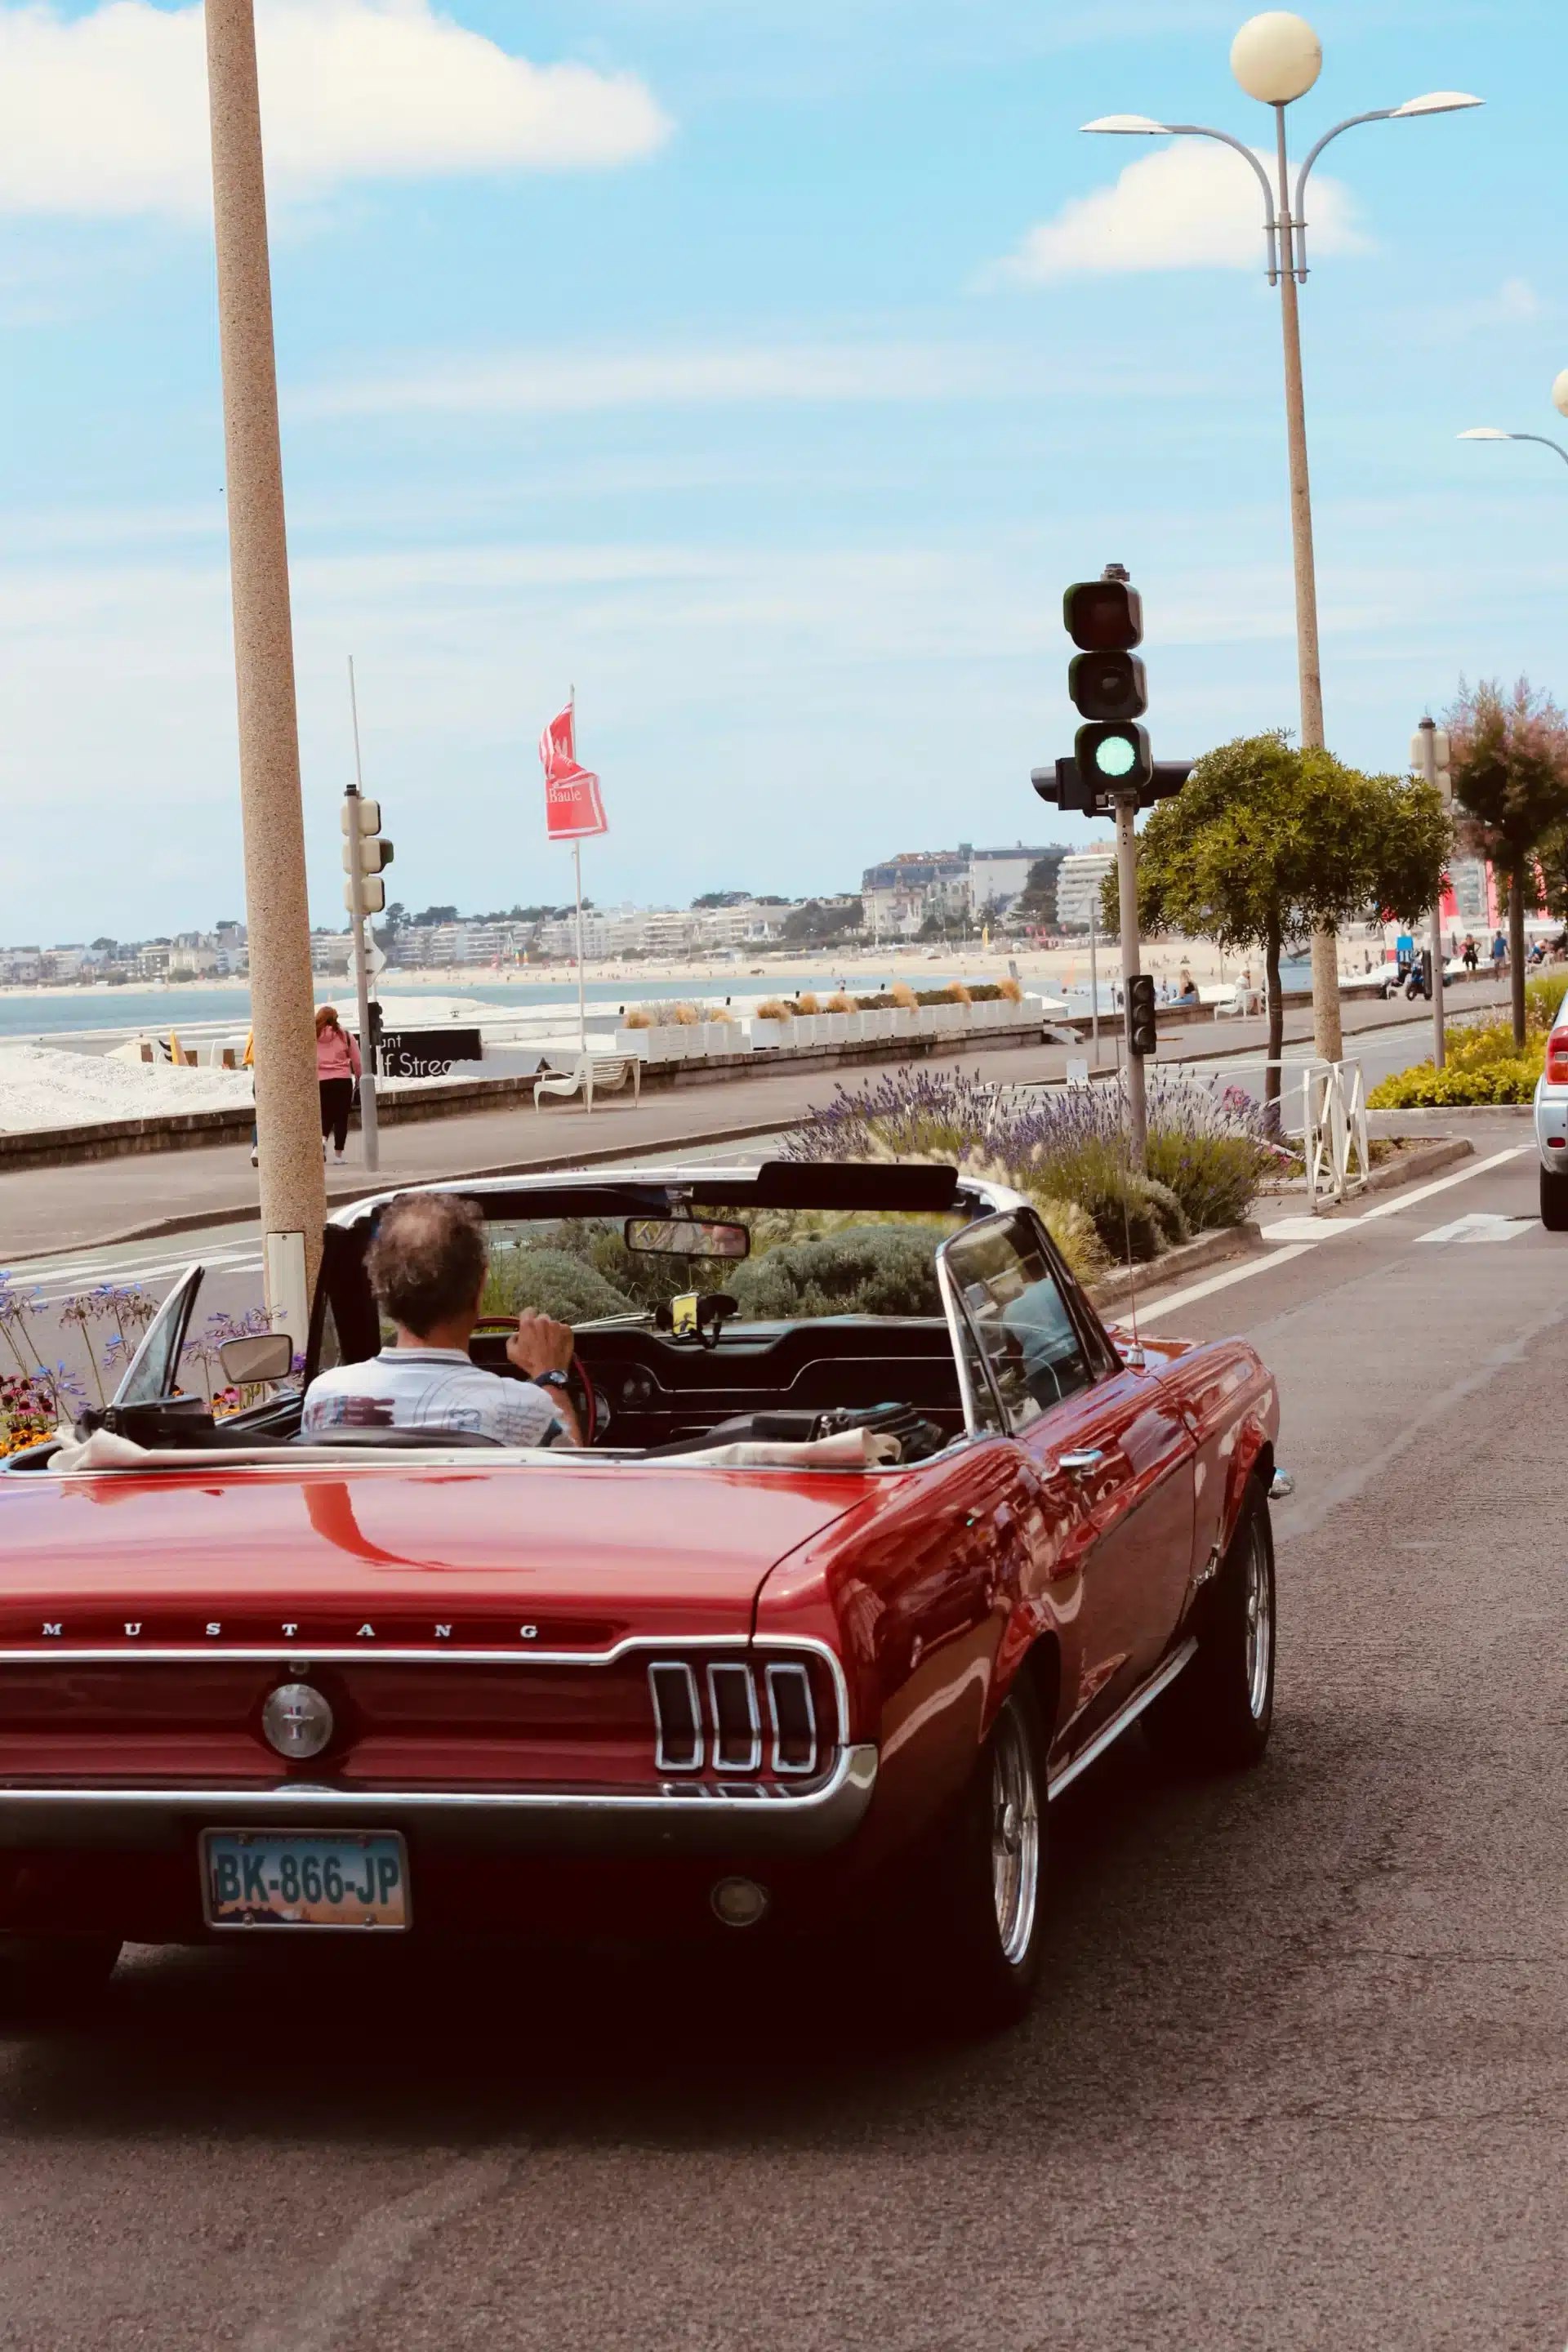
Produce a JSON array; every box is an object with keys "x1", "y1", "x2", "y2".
[{"x1": 301, "y1": 1348, "x2": 564, "y2": 1448}]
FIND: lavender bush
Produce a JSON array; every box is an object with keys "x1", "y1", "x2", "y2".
[{"x1": 785, "y1": 1066, "x2": 1275, "y2": 1267}]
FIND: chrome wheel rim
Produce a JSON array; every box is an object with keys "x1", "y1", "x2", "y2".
[
  {"x1": 1244, "y1": 1519, "x2": 1272, "y2": 1721},
  {"x1": 990, "y1": 1704, "x2": 1040, "y2": 1966}
]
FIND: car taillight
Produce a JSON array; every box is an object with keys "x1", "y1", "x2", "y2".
[
  {"x1": 1548, "y1": 1031, "x2": 1568, "y2": 1084},
  {"x1": 648, "y1": 1657, "x2": 822, "y2": 1779}
]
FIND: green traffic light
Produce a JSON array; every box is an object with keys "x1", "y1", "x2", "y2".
[{"x1": 1094, "y1": 734, "x2": 1137, "y2": 777}]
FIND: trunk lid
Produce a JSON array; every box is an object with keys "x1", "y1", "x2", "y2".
[{"x1": 0, "y1": 1459, "x2": 873, "y2": 1651}]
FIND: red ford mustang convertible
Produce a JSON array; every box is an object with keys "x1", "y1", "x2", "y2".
[{"x1": 0, "y1": 1161, "x2": 1283, "y2": 2025}]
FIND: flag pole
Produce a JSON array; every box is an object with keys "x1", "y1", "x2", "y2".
[{"x1": 572, "y1": 684, "x2": 586, "y2": 1055}]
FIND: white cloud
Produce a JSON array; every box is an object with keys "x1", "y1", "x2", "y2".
[
  {"x1": 297, "y1": 339, "x2": 1069, "y2": 417},
  {"x1": 987, "y1": 140, "x2": 1366, "y2": 283},
  {"x1": 0, "y1": 0, "x2": 670, "y2": 220}
]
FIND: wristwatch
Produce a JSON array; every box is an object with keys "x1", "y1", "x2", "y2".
[{"x1": 534, "y1": 1370, "x2": 572, "y2": 1392}]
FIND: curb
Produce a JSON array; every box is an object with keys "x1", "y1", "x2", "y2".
[
  {"x1": 1364, "y1": 1136, "x2": 1474, "y2": 1192},
  {"x1": 1087, "y1": 1220, "x2": 1263, "y2": 1314},
  {"x1": 1367, "y1": 1102, "x2": 1534, "y2": 1122}
]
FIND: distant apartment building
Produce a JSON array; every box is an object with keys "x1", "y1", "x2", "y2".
[
  {"x1": 969, "y1": 844, "x2": 1063, "y2": 920},
  {"x1": 862, "y1": 844, "x2": 1064, "y2": 933},
  {"x1": 861, "y1": 850, "x2": 972, "y2": 938},
  {"x1": 1054, "y1": 846, "x2": 1116, "y2": 933}
]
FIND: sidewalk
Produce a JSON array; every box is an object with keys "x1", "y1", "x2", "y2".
[{"x1": 0, "y1": 982, "x2": 1502, "y2": 1260}]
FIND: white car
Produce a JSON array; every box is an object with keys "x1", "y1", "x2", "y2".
[{"x1": 1533, "y1": 993, "x2": 1568, "y2": 1227}]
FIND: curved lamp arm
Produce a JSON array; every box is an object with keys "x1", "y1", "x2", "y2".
[
  {"x1": 1083, "y1": 116, "x2": 1278, "y2": 282},
  {"x1": 1458, "y1": 429, "x2": 1568, "y2": 469},
  {"x1": 1165, "y1": 125, "x2": 1280, "y2": 283},
  {"x1": 1292, "y1": 110, "x2": 1393, "y2": 280},
  {"x1": 1295, "y1": 96, "x2": 1482, "y2": 280}
]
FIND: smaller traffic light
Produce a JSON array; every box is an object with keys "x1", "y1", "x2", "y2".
[
  {"x1": 1032, "y1": 760, "x2": 1099, "y2": 815},
  {"x1": 1144, "y1": 760, "x2": 1192, "y2": 804},
  {"x1": 342, "y1": 793, "x2": 394, "y2": 915},
  {"x1": 1126, "y1": 973, "x2": 1158, "y2": 1058}
]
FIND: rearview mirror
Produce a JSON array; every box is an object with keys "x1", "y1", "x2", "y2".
[
  {"x1": 624, "y1": 1217, "x2": 750, "y2": 1260},
  {"x1": 219, "y1": 1332, "x2": 294, "y2": 1387}
]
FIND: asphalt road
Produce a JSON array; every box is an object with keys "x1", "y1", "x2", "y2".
[{"x1": 0, "y1": 1125, "x2": 1564, "y2": 2348}]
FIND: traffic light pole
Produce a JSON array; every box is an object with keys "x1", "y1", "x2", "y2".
[
  {"x1": 1114, "y1": 791, "x2": 1147, "y2": 1169},
  {"x1": 343, "y1": 784, "x2": 380, "y2": 1174},
  {"x1": 345, "y1": 660, "x2": 380, "y2": 1172}
]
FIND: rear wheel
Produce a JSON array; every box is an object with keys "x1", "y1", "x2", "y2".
[
  {"x1": 1540, "y1": 1163, "x2": 1568, "y2": 1232},
  {"x1": 1147, "y1": 1477, "x2": 1275, "y2": 1773},
  {"x1": 904, "y1": 1685, "x2": 1048, "y2": 2030},
  {"x1": 0, "y1": 1933, "x2": 122, "y2": 2016}
]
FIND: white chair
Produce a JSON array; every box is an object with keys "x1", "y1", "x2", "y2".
[{"x1": 532, "y1": 1054, "x2": 643, "y2": 1113}]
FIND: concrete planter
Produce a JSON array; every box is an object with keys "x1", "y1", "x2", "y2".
[
  {"x1": 747, "y1": 1018, "x2": 786, "y2": 1050},
  {"x1": 822, "y1": 1013, "x2": 849, "y2": 1044},
  {"x1": 613, "y1": 1029, "x2": 650, "y2": 1058},
  {"x1": 892, "y1": 1009, "x2": 920, "y2": 1040}
]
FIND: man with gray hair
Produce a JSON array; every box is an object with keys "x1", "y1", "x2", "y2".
[{"x1": 301, "y1": 1192, "x2": 581, "y2": 1447}]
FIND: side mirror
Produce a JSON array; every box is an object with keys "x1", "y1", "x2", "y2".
[{"x1": 219, "y1": 1332, "x2": 294, "y2": 1387}]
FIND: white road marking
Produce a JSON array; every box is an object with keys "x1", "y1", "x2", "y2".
[
  {"x1": 1140, "y1": 1145, "x2": 1531, "y2": 1330},
  {"x1": 1138, "y1": 1244, "x2": 1316, "y2": 1327},
  {"x1": 1354, "y1": 1145, "x2": 1527, "y2": 1219},
  {"x1": 1414, "y1": 1214, "x2": 1530, "y2": 1247},
  {"x1": 240, "y1": 2153, "x2": 512, "y2": 2352}
]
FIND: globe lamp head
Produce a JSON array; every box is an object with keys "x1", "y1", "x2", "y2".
[
  {"x1": 1553, "y1": 370, "x2": 1568, "y2": 421},
  {"x1": 1231, "y1": 12, "x2": 1323, "y2": 105}
]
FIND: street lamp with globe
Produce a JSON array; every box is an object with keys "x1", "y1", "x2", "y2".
[{"x1": 1083, "y1": 13, "x2": 1481, "y2": 1062}]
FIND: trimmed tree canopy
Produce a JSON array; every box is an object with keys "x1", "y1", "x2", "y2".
[
  {"x1": 1446, "y1": 678, "x2": 1568, "y2": 1043},
  {"x1": 1101, "y1": 731, "x2": 1450, "y2": 1092}
]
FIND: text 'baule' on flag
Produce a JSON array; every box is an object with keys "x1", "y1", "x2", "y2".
[{"x1": 538, "y1": 702, "x2": 608, "y2": 840}]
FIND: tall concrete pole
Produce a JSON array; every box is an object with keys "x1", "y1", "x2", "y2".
[
  {"x1": 1272, "y1": 102, "x2": 1343, "y2": 1066},
  {"x1": 205, "y1": 0, "x2": 326, "y2": 1339}
]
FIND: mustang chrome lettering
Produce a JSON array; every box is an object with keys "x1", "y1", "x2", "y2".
[{"x1": 42, "y1": 1623, "x2": 60, "y2": 1637}]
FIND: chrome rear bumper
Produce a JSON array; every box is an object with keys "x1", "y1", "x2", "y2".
[{"x1": 0, "y1": 1744, "x2": 879, "y2": 1860}]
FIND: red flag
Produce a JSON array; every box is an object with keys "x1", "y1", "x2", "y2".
[{"x1": 539, "y1": 701, "x2": 608, "y2": 840}]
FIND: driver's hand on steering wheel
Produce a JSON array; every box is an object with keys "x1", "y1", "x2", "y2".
[
  {"x1": 506, "y1": 1310, "x2": 575, "y2": 1381},
  {"x1": 506, "y1": 1311, "x2": 585, "y2": 1446}
]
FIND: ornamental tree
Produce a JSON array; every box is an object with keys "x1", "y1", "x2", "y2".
[
  {"x1": 1102, "y1": 733, "x2": 1450, "y2": 1098},
  {"x1": 1444, "y1": 678, "x2": 1568, "y2": 1045}
]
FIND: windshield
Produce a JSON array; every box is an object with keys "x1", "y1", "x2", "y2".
[{"x1": 479, "y1": 1211, "x2": 964, "y2": 1327}]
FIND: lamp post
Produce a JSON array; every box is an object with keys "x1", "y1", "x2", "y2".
[
  {"x1": 1083, "y1": 13, "x2": 1481, "y2": 1067},
  {"x1": 204, "y1": 0, "x2": 326, "y2": 1343}
]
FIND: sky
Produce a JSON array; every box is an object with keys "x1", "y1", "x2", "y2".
[{"x1": 0, "y1": 0, "x2": 1560, "y2": 942}]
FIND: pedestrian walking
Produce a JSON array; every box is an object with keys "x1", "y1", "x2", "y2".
[
  {"x1": 1491, "y1": 929, "x2": 1508, "y2": 980},
  {"x1": 315, "y1": 1005, "x2": 361, "y2": 1162},
  {"x1": 1462, "y1": 935, "x2": 1479, "y2": 972}
]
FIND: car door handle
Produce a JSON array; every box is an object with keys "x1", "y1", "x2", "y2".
[{"x1": 1057, "y1": 1450, "x2": 1105, "y2": 1479}]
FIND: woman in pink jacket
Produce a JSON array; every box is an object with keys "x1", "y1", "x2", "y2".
[{"x1": 314, "y1": 1004, "x2": 362, "y2": 1160}]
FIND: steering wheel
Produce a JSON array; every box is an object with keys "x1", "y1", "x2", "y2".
[{"x1": 470, "y1": 1319, "x2": 598, "y2": 1445}]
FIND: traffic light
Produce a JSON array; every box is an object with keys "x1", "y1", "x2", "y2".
[
  {"x1": 1034, "y1": 757, "x2": 1192, "y2": 816},
  {"x1": 1065, "y1": 573, "x2": 1153, "y2": 795},
  {"x1": 342, "y1": 793, "x2": 394, "y2": 915},
  {"x1": 1126, "y1": 973, "x2": 1158, "y2": 1058}
]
